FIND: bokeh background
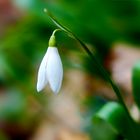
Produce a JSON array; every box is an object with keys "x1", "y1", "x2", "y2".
[{"x1": 0, "y1": 0, "x2": 140, "y2": 140}]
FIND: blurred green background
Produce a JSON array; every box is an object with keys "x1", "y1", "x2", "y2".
[{"x1": 0, "y1": 0, "x2": 140, "y2": 140}]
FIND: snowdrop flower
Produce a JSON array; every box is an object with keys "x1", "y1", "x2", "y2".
[{"x1": 37, "y1": 31, "x2": 63, "y2": 94}]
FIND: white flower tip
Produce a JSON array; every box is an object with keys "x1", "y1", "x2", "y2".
[
  {"x1": 52, "y1": 88, "x2": 60, "y2": 95},
  {"x1": 37, "y1": 84, "x2": 43, "y2": 92},
  {"x1": 37, "y1": 87, "x2": 41, "y2": 92},
  {"x1": 37, "y1": 79, "x2": 47, "y2": 92},
  {"x1": 36, "y1": 74, "x2": 46, "y2": 92},
  {"x1": 50, "y1": 78, "x2": 62, "y2": 95}
]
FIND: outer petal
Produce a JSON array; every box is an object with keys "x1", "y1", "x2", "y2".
[
  {"x1": 37, "y1": 49, "x2": 49, "y2": 92},
  {"x1": 46, "y1": 47, "x2": 63, "y2": 94}
]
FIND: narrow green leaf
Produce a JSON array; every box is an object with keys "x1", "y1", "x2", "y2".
[{"x1": 132, "y1": 62, "x2": 140, "y2": 109}]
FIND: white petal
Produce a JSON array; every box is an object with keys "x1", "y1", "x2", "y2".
[
  {"x1": 37, "y1": 49, "x2": 50, "y2": 92},
  {"x1": 46, "y1": 47, "x2": 63, "y2": 94}
]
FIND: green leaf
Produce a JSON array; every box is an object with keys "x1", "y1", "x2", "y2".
[
  {"x1": 92, "y1": 102, "x2": 136, "y2": 140},
  {"x1": 132, "y1": 61, "x2": 140, "y2": 109},
  {"x1": 92, "y1": 116, "x2": 119, "y2": 140}
]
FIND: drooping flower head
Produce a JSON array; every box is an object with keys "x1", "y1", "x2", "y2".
[{"x1": 37, "y1": 30, "x2": 63, "y2": 94}]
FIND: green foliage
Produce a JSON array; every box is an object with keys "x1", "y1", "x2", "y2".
[
  {"x1": 0, "y1": 89, "x2": 26, "y2": 121},
  {"x1": 14, "y1": 0, "x2": 140, "y2": 54},
  {"x1": 92, "y1": 102, "x2": 131, "y2": 140},
  {"x1": 92, "y1": 117, "x2": 119, "y2": 140},
  {"x1": 0, "y1": 16, "x2": 51, "y2": 82},
  {"x1": 132, "y1": 61, "x2": 140, "y2": 109},
  {"x1": 0, "y1": 9, "x2": 51, "y2": 139}
]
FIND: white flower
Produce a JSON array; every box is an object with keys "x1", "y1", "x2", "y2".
[{"x1": 37, "y1": 47, "x2": 63, "y2": 94}]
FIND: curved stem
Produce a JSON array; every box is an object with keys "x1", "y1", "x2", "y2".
[
  {"x1": 44, "y1": 9, "x2": 138, "y2": 139},
  {"x1": 52, "y1": 29, "x2": 62, "y2": 36}
]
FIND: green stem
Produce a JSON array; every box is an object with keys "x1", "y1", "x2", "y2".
[
  {"x1": 52, "y1": 29, "x2": 61, "y2": 36},
  {"x1": 69, "y1": 34, "x2": 137, "y2": 140},
  {"x1": 49, "y1": 29, "x2": 61, "y2": 46},
  {"x1": 44, "y1": 9, "x2": 137, "y2": 139},
  {"x1": 74, "y1": 35, "x2": 138, "y2": 140}
]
